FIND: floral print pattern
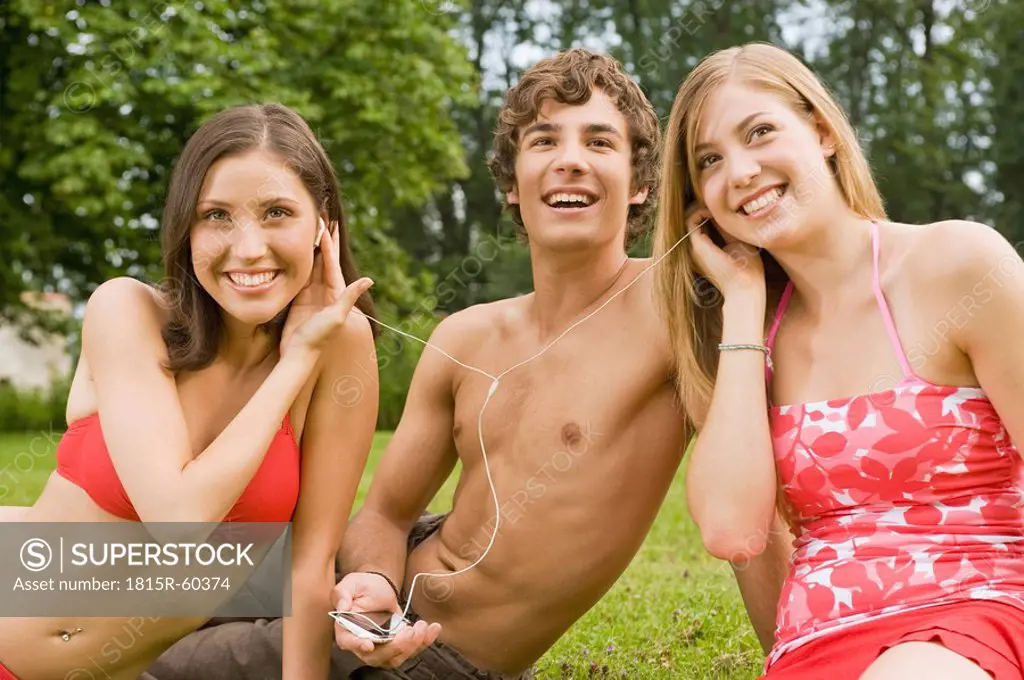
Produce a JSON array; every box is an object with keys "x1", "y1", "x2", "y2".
[{"x1": 767, "y1": 381, "x2": 1024, "y2": 665}]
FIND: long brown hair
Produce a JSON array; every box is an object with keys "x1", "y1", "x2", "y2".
[
  {"x1": 160, "y1": 103, "x2": 376, "y2": 372},
  {"x1": 654, "y1": 43, "x2": 887, "y2": 439}
]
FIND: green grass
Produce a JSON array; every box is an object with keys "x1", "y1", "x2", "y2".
[
  {"x1": 1, "y1": 429, "x2": 763, "y2": 679},
  {"x1": 0, "y1": 429, "x2": 61, "y2": 505}
]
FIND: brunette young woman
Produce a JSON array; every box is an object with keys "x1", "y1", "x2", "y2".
[{"x1": 0, "y1": 103, "x2": 379, "y2": 680}]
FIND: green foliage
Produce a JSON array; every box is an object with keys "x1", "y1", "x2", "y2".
[
  {"x1": 0, "y1": 0, "x2": 475, "y2": 318},
  {"x1": 375, "y1": 310, "x2": 441, "y2": 430},
  {"x1": 393, "y1": 0, "x2": 1024, "y2": 312},
  {"x1": 0, "y1": 378, "x2": 70, "y2": 434},
  {"x1": 4, "y1": 0, "x2": 1024, "y2": 425},
  {"x1": 1, "y1": 0, "x2": 477, "y2": 425},
  {"x1": 1, "y1": 430, "x2": 760, "y2": 678},
  {"x1": 985, "y1": 0, "x2": 1024, "y2": 236},
  {"x1": 812, "y1": 0, "x2": 990, "y2": 227}
]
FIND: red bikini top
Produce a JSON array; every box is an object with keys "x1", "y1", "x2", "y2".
[{"x1": 55, "y1": 412, "x2": 300, "y2": 522}]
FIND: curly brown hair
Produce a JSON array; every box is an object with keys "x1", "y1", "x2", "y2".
[{"x1": 488, "y1": 48, "x2": 661, "y2": 247}]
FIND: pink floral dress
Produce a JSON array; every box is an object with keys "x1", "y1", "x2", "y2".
[{"x1": 764, "y1": 222, "x2": 1024, "y2": 668}]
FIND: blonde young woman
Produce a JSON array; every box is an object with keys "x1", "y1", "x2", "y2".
[{"x1": 655, "y1": 43, "x2": 1024, "y2": 679}]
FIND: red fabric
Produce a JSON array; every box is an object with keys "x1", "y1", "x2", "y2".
[
  {"x1": 0, "y1": 660, "x2": 19, "y2": 680},
  {"x1": 762, "y1": 221, "x2": 1024, "y2": 659},
  {"x1": 762, "y1": 600, "x2": 1024, "y2": 679},
  {"x1": 55, "y1": 412, "x2": 300, "y2": 522}
]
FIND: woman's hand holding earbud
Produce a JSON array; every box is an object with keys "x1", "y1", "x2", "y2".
[
  {"x1": 686, "y1": 203, "x2": 765, "y2": 301},
  {"x1": 281, "y1": 220, "x2": 373, "y2": 360}
]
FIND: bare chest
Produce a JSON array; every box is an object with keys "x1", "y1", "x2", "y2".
[
  {"x1": 450, "y1": 327, "x2": 665, "y2": 468},
  {"x1": 175, "y1": 366, "x2": 306, "y2": 453},
  {"x1": 770, "y1": 292, "x2": 968, "y2": 406}
]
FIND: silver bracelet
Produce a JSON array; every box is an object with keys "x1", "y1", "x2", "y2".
[{"x1": 718, "y1": 343, "x2": 773, "y2": 370}]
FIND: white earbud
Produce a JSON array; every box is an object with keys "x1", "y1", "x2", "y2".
[{"x1": 315, "y1": 218, "x2": 326, "y2": 248}]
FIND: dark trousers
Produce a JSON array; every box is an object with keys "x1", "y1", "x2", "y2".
[{"x1": 143, "y1": 514, "x2": 533, "y2": 680}]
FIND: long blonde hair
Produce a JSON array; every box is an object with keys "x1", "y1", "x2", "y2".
[{"x1": 654, "y1": 43, "x2": 887, "y2": 437}]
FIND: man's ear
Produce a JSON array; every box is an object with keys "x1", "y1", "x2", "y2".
[
  {"x1": 629, "y1": 186, "x2": 649, "y2": 205},
  {"x1": 507, "y1": 185, "x2": 519, "y2": 205}
]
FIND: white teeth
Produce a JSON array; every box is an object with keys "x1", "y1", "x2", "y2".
[
  {"x1": 741, "y1": 187, "x2": 784, "y2": 214},
  {"x1": 545, "y1": 192, "x2": 595, "y2": 207},
  {"x1": 227, "y1": 271, "x2": 277, "y2": 287}
]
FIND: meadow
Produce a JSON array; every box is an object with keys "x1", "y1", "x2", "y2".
[{"x1": 0, "y1": 429, "x2": 764, "y2": 679}]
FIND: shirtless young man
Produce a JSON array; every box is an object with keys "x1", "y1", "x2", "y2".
[{"x1": 146, "y1": 48, "x2": 788, "y2": 680}]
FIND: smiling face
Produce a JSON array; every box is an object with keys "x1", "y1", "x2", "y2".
[
  {"x1": 692, "y1": 81, "x2": 840, "y2": 249},
  {"x1": 189, "y1": 148, "x2": 321, "y2": 327},
  {"x1": 507, "y1": 88, "x2": 648, "y2": 252}
]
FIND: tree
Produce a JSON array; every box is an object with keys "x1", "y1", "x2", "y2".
[
  {"x1": 0, "y1": 0, "x2": 475, "y2": 325},
  {"x1": 984, "y1": 0, "x2": 1024, "y2": 241},
  {"x1": 388, "y1": 0, "x2": 538, "y2": 311},
  {"x1": 814, "y1": 0, "x2": 1003, "y2": 229},
  {"x1": 389, "y1": 0, "x2": 794, "y2": 312}
]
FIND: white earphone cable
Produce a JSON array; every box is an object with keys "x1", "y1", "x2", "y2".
[{"x1": 346, "y1": 229, "x2": 693, "y2": 629}]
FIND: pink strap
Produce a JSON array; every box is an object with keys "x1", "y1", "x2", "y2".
[
  {"x1": 763, "y1": 280, "x2": 794, "y2": 388},
  {"x1": 870, "y1": 221, "x2": 914, "y2": 378},
  {"x1": 765, "y1": 281, "x2": 794, "y2": 353}
]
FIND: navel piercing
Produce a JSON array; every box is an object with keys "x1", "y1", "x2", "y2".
[{"x1": 59, "y1": 627, "x2": 83, "y2": 641}]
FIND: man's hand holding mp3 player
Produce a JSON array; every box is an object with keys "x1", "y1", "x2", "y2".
[{"x1": 331, "y1": 572, "x2": 443, "y2": 668}]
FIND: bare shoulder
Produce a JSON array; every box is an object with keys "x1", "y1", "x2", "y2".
[
  {"x1": 74, "y1": 278, "x2": 172, "y2": 419},
  {"x1": 338, "y1": 310, "x2": 375, "y2": 347},
  {"x1": 890, "y1": 219, "x2": 1020, "y2": 294},
  {"x1": 319, "y1": 312, "x2": 376, "y2": 371},
  {"x1": 622, "y1": 256, "x2": 674, "y2": 362},
  {"x1": 429, "y1": 296, "x2": 521, "y2": 349},
  {"x1": 623, "y1": 257, "x2": 658, "y2": 302},
  {"x1": 83, "y1": 277, "x2": 169, "y2": 351}
]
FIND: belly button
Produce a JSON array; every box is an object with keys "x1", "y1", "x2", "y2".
[{"x1": 59, "y1": 627, "x2": 83, "y2": 641}]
